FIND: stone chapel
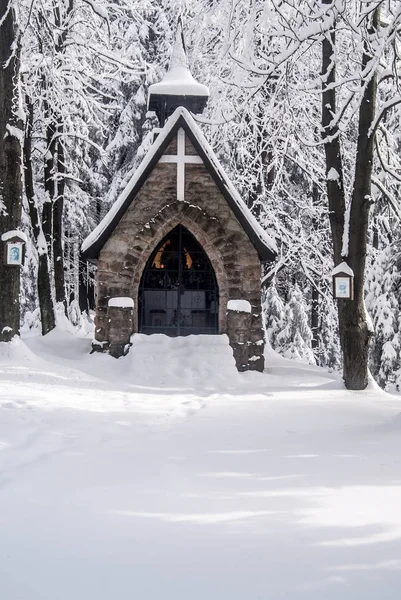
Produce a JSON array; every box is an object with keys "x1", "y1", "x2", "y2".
[{"x1": 82, "y1": 27, "x2": 277, "y2": 372}]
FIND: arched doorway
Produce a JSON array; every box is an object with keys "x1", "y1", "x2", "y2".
[{"x1": 138, "y1": 225, "x2": 219, "y2": 335}]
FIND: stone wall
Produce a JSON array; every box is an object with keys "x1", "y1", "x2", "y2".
[{"x1": 94, "y1": 131, "x2": 265, "y2": 371}]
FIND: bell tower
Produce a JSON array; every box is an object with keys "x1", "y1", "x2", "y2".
[{"x1": 148, "y1": 22, "x2": 209, "y2": 127}]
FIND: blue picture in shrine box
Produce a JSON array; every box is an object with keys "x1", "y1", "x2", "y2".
[
  {"x1": 6, "y1": 242, "x2": 23, "y2": 265},
  {"x1": 335, "y1": 277, "x2": 350, "y2": 298}
]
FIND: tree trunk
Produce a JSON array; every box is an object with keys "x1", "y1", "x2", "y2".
[
  {"x1": 339, "y1": 10, "x2": 378, "y2": 389},
  {"x1": 311, "y1": 183, "x2": 322, "y2": 362},
  {"x1": 321, "y1": 19, "x2": 346, "y2": 264},
  {"x1": 53, "y1": 125, "x2": 66, "y2": 309},
  {"x1": 0, "y1": 1, "x2": 22, "y2": 342},
  {"x1": 42, "y1": 116, "x2": 56, "y2": 259},
  {"x1": 23, "y1": 99, "x2": 56, "y2": 335},
  {"x1": 311, "y1": 284, "x2": 320, "y2": 360},
  {"x1": 321, "y1": 3, "x2": 376, "y2": 389}
]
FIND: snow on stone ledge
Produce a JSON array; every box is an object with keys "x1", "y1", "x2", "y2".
[
  {"x1": 108, "y1": 297, "x2": 134, "y2": 309},
  {"x1": 1, "y1": 230, "x2": 27, "y2": 242},
  {"x1": 227, "y1": 299, "x2": 252, "y2": 313},
  {"x1": 332, "y1": 261, "x2": 354, "y2": 277}
]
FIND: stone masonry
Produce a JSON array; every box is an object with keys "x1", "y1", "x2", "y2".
[{"x1": 93, "y1": 131, "x2": 266, "y2": 371}]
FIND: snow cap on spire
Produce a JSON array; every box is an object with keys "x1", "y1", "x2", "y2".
[
  {"x1": 148, "y1": 19, "x2": 209, "y2": 126},
  {"x1": 169, "y1": 18, "x2": 189, "y2": 71}
]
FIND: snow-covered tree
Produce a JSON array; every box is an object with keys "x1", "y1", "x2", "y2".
[
  {"x1": 204, "y1": 0, "x2": 401, "y2": 389},
  {"x1": 0, "y1": 0, "x2": 23, "y2": 341}
]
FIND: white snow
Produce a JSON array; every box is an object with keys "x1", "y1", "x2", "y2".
[
  {"x1": 341, "y1": 203, "x2": 351, "y2": 257},
  {"x1": 82, "y1": 107, "x2": 277, "y2": 257},
  {"x1": 1, "y1": 229, "x2": 27, "y2": 242},
  {"x1": 148, "y1": 67, "x2": 210, "y2": 98},
  {"x1": 5, "y1": 124, "x2": 24, "y2": 143},
  {"x1": 148, "y1": 22, "x2": 209, "y2": 99},
  {"x1": 332, "y1": 261, "x2": 354, "y2": 276},
  {"x1": 37, "y1": 230, "x2": 47, "y2": 255},
  {"x1": 84, "y1": 0, "x2": 108, "y2": 20},
  {"x1": 327, "y1": 167, "x2": 340, "y2": 182},
  {"x1": 108, "y1": 297, "x2": 134, "y2": 308},
  {"x1": 1, "y1": 326, "x2": 401, "y2": 599},
  {"x1": 227, "y1": 299, "x2": 252, "y2": 313}
]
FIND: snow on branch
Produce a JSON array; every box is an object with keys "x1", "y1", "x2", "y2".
[
  {"x1": 369, "y1": 95, "x2": 401, "y2": 138},
  {"x1": 375, "y1": 135, "x2": 401, "y2": 184},
  {"x1": 371, "y1": 177, "x2": 401, "y2": 221},
  {"x1": 81, "y1": 0, "x2": 108, "y2": 22}
]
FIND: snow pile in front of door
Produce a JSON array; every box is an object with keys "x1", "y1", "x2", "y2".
[{"x1": 128, "y1": 333, "x2": 239, "y2": 391}]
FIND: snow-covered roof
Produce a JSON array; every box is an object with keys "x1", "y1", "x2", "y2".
[
  {"x1": 332, "y1": 261, "x2": 354, "y2": 276},
  {"x1": 82, "y1": 107, "x2": 277, "y2": 262},
  {"x1": 1, "y1": 230, "x2": 27, "y2": 243},
  {"x1": 148, "y1": 23, "x2": 209, "y2": 100},
  {"x1": 148, "y1": 67, "x2": 209, "y2": 98}
]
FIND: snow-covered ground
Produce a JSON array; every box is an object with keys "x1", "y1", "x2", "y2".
[{"x1": 1, "y1": 327, "x2": 401, "y2": 599}]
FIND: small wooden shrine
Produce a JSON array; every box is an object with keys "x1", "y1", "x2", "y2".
[{"x1": 82, "y1": 27, "x2": 277, "y2": 372}]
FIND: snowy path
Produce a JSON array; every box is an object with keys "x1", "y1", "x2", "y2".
[{"x1": 1, "y1": 330, "x2": 401, "y2": 599}]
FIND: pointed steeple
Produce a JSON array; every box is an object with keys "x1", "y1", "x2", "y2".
[{"x1": 148, "y1": 20, "x2": 209, "y2": 127}]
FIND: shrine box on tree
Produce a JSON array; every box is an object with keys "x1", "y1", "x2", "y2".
[
  {"x1": 1, "y1": 231, "x2": 26, "y2": 266},
  {"x1": 332, "y1": 261, "x2": 354, "y2": 300}
]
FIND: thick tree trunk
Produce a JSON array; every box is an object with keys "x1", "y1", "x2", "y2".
[
  {"x1": 339, "y1": 10, "x2": 378, "y2": 389},
  {"x1": 48, "y1": 0, "x2": 72, "y2": 314},
  {"x1": 321, "y1": 4, "x2": 376, "y2": 389},
  {"x1": 53, "y1": 127, "x2": 66, "y2": 309},
  {"x1": 0, "y1": 1, "x2": 22, "y2": 342},
  {"x1": 321, "y1": 23, "x2": 346, "y2": 263},
  {"x1": 42, "y1": 117, "x2": 56, "y2": 258},
  {"x1": 23, "y1": 100, "x2": 56, "y2": 335}
]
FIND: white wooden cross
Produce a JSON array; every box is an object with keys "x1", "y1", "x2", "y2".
[{"x1": 158, "y1": 128, "x2": 203, "y2": 201}]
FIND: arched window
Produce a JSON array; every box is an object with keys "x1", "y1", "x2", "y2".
[{"x1": 138, "y1": 225, "x2": 219, "y2": 335}]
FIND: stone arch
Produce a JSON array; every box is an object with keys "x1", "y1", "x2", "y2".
[{"x1": 130, "y1": 202, "x2": 229, "y2": 333}]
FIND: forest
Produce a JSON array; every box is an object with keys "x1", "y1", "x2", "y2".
[{"x1": 1, "y1": 0, "x2": 400, "y2": 392}]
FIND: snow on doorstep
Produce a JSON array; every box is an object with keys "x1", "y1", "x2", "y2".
[
  {"x1": 332, "y1": 261, "x2": 354, "y2": 276},
  {"x1": 128, "y1": 333, "x2": 239, "y2": 390},
  {"x1": 1, "y1": 230, "x2": 27, "y2": 242},
  {"x1": 227, "y1": 299, "x2": 252, "y2": 313},
  {"x1": 108, "y1": 297, "x2": 134, "y2": 308}
]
